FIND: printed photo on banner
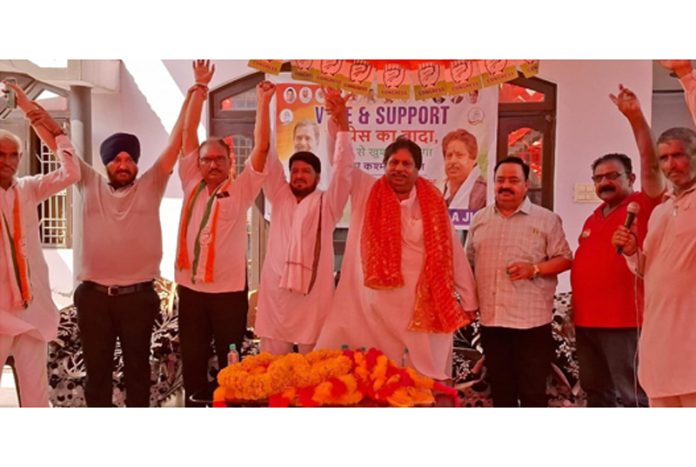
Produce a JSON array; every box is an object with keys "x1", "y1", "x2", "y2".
[
  {"x1": 274, "y1": 82, "x2": 497, "y2": 230},
  {"x1": 275, "y1": 83, "x2": 330, "y2": 191}
]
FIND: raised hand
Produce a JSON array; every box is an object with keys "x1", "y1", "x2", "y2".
[
  {"x1": 256, "y1": 80, "x2": 276, "y2": 105},
  {"x1": 324, "y1": 87, "x2": 351, "y2": 135},
  {"x1": 609, "y1": 84, "x2": 642, "y2": 119},
  {"x1": 3, "y1": 80, "x2": 32, "y2": 111},
  {"x1": 193, "y1": 59, "x2": 215, "y2": 86},
  {"x1": 4, "y1": 80, "x2": 63, "y2": 136},
  {"x1": 658, "y1": 60, "x2": 693, "y2": 78}
]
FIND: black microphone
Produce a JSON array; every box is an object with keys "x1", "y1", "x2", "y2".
[{"x1": 617, "y1": 201, "x2": 640, "y2": 254}]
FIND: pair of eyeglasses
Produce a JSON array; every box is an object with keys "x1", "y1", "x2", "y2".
[
  {"x1": 199, "y1": 157, "x2": 228, "y2": 166},
  {"x1": 591, "y1": 171, "x2": 624, "y2": 183}
]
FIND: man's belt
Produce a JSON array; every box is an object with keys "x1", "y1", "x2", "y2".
[{"x1": 83, "y1": 280, "x2": 154, "y2": 297}]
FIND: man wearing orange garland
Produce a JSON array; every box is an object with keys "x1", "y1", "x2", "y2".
[
  {"x1": 315, "y1": 113, "x2": 478, "y2": 381},
  {"x1": 0, "y1": 80, "x2": 81, "y2": 406}
]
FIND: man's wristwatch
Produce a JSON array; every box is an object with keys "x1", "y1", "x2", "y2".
[{"x1": 531, "y1": 264, "x2": 541, "y2": 280}]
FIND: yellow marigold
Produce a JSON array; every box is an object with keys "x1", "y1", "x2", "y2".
[
  {"x1": 335, "y1": 374, "x2": 363, "y2": 406},
  {"x1": 312, "y1": 381, "x2": 334, "y2": 404},
  {"x1": 407, "y1": 387, "x2": 435, "y2": 406},
  {"x1": 386, "y1": 388, "x2": 414, "y2": 407},
  {"x1": 354, "y1": 351, "x2": 366, "y2": 367},
  {"x1": 311, "y1": 355, "x2": 352, "y2": 383},
  {"x1": 213, "y1": 387, "x2": 226, "y2": 402},
  {"x1": 305, "y1": 349, "x2": 342, "y2": 364},
  {"x1": 406, "y1": 367, "x2": 435, "y2": 389},
  {"x1": 371, "y1": 355, "x2": 389, "y2": 390},
  {"x1": 268, "y1": 354, "x2": 311, "y2": 391},
  {"x1": 281, "y1": 387, "x2": 297, "y2": 404}
]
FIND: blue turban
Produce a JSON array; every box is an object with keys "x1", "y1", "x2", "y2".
[{"x1": 100, "y1": 133, "x2": 141, "y2": 165}]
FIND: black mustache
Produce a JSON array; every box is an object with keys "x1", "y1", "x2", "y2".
[
  {"x1": 598, "y1": 186, "x2": 616, "y2": 194},
  {"x1": 498, "y1": 188, "x2": 514, "y2": 195}
]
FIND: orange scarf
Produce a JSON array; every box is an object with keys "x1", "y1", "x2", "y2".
[
  {"x1": 361, "y1": 176, "x2": 469, "y2": 333},
  {"x1": 176, "y1": 179, "x2": 231, "y2": 284},
  {"x1": 1, "y1": 187, "x2": 32, "y2": 309}
]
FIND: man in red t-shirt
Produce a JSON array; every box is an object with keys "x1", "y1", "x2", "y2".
[{"x1": 570, "y1": 85, "x2": 665, "y2": 407}]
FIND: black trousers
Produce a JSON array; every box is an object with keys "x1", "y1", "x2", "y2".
[
  {"x1": 480, "y1": 324, "x2": 553, "y2": 407},
  {"x1": 177, "y1": 285, "x2": 248, "y2": 407},
  {"x1": 74, "y1": 282, "x2": 159, "y2": 407},
  {"x1": 575, "y1": 327, "x2": 647, "y2": 407}
]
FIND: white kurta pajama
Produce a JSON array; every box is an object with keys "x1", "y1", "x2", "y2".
[
  {"x1": 0, "y1": 135, "x2": 80, "y2": 406},
  {"x1": 255, "y1": 133, "x2": 354, "y2": 349},
  {"x1": 315, "y1": 170, "x2": 478, "y2": 380}
]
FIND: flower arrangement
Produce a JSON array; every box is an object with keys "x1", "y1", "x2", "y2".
[{"x1": 213, "y1": 347, "x2": 459, "y2": 407}]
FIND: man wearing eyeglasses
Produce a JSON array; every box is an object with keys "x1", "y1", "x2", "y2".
[
  {"x1": 174, "y1": 62, "x2": 275, "y2": 406},
  {"x1": 570, "y1": 85, "x2": 664, "y2": 407}
]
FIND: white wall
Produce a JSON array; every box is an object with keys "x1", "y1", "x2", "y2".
[
  {"x1": 538, "y1": 60, "x2": 653, "y2": 291},
  {"x1": 652, "y1": 91, "x2": 695, "y2": 137}
]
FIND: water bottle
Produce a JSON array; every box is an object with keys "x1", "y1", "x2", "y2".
[
  {"x1": 227, "y1": 343, "x2": 240, "y2": 366},
  {"x1": 401, "y1": 347, "x2": 409, "y2": 368}
]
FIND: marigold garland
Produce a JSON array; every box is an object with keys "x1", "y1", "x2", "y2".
[
  {"x1": 361, "y1": 176, "x2": 470, "y2": 333},
  {"x1": 214, "y1": 347, "x2": 460, "y2": 407}
]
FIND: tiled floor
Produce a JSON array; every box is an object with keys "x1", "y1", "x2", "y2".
[{"x1": 1, "y1": 366, "x2": 20, "y2": 407}]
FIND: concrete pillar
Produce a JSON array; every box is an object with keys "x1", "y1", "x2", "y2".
[
  {"x1": 69, "y1": 85, "x2": 92, "y2": 163},
  {"x1": 69, "y1": 85, "x2": 92, "y2": 282}
]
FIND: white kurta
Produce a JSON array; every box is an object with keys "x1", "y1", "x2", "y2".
[
  {"x1": 175, "y1": 150, "x2": 266, "y2": 293},
  {"x1": 315, "y1": 170, "x2": 478, "y2": 380},
  {"x1": 0, "y1": 135, "x2": 81, "y2": 341},
  {"x1": 255, "y1": 132, "x2": 354, "y2": 345}
]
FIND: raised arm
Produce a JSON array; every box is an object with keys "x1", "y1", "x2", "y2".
[
  {"x1": 659, "y1": 60, "x2": 696, "y2": 126},
  {"x1": 323, "y1": 88, "x2": 354, "y2": 218},
  {"x1": 3, "y1": 80, "x2": 80, "y2": 200},
  {"x1": 182, "y1": 60, "x2": 215, "y2": 156},
  {"x1": 247, "y1": 80, "x2": 276, "y2": 172},
  {"x1": 325, "y1": 88, "x2": 354, "y2": 166},
  {"x1": 325, "y1": 88, "x2": 350, "y2": 136},
  {"x1": 156, "y1": 83, "x2": 198, "y2": 174},
  {"x1": 609, "y1": 84, "x2": 664, "y2": 199},
  {"x1": 5, "y1": 80, "x2": 64, "y2": 151}
]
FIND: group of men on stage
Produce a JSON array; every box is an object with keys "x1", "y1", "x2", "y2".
[{"x1": 1, "y1": 60, "x2": 695, "y2": 408}]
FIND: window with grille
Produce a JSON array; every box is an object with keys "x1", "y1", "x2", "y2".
[
  {"x1": 34, "y1": 135, "x2": 72, "y2": 248},
  {"x1": 219, "y1": 87, "x2": 258, "y2": 111}
]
